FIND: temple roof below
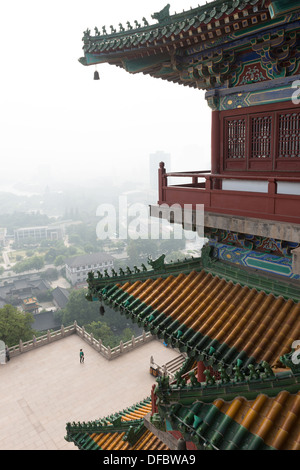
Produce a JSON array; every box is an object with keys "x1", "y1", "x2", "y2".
[
  {"x1": 158, "y1": 388, "x2": 300, "y2": 450},
  {"x1": 93, "y1": 269, "x2": 300, "y2": 371},
  {"x1": 65, "y1": 398, "x2": 169, "y2": 450}
]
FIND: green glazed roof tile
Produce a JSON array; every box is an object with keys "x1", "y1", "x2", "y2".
[
  {"x1": 90, "y1": 267, "x2": 300, "y2": 370},
  {"x1": 159, "y1": 389, "x2": 300, "y2": 450}
]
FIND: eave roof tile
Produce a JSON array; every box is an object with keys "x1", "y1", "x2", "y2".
[
  {"x1": 65, "y1": 397, "x2": 169, "y2": 451},
  {"x1": 81, "y1": 0, "x2": 265, "y2": 58},
  {"x1": 98, "y1": 269, "x2": 300, "y2": 370},
  {"x1": 162, "y1": 390, "x2": 300, "y2": 450}
]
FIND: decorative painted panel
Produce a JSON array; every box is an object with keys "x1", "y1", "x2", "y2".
[
  {"x1": 217, "y1": 81, "x2": 300, "y2": 111},
  {"x1": 209, "y1": 240, "x2": 300, "y2": 279},
  {"x1": 205, "y1": 227, "x2": 299, "y2": 256},
  {"x1": 237, "y1": 62, "x2": 268, "y2": 86}
]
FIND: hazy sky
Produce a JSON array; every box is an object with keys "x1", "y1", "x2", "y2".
[{"x1": 0, "y1": 1, "x2": 211, "y2": 191}]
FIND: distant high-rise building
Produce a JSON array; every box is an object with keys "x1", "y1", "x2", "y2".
[{"x1": 149, "y1": 151, "x2": 171, "y2": 190}]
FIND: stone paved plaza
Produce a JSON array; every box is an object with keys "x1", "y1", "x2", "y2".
[{"x1": 0, "y1": 334, "x2": 179, "y2": 450}]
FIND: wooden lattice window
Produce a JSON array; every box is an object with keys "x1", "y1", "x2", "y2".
[
  {"x1": 225, "y1": 118, "x2": 246, "y2": 159},
  {"x1": 222, "y1": 104, "x2": 300, "y2": 172},
  {"x1": 278, "y1": 112, "x2": 300, "y2": 158},
  {"x1": 250, "y1": 115, "x2": 272, "y2": 159}
]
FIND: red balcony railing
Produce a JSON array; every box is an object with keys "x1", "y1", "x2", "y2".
[{"x1": 157, "y1": 162, "x2": 300, "y2": 225}]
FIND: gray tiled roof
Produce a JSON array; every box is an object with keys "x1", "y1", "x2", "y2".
[{"x1": 65, "y1": 252, "x2": 114, "y2": 268}]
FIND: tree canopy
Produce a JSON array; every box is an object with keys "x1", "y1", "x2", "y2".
[
  {"x1": 84, "y1": 321, "x2": 134, "y2": 348},
  {"x1": 57, "y1": 288, "x2": 140, "y2": 332},
  {"x1": 0, "y1": 304, "x2": 35, "y2": 347},
  {"x1": 12, "y1": 255, "x2": 45, "y2": 273},
  {"x1": 57, "y1": 289, "x2": 99, "y2": 327}
]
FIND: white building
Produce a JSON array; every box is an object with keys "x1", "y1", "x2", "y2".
[
  {"x1": 65, "y1": 252, "x2": 114, "y2": 286},
  {"x1": 14, "y1": 225, "x2": 63, "y2": 243}
]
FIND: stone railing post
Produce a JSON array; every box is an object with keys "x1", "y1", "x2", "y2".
[
  {"x1": 33, "y1": 335, "x2": 37, "y2": 347},
  {"x1": 131, "y1": 336, "x2": 135, "y2": 348},
  {"x1": 19, "y1": 339, "x2": 23, "y2": 353},
  {"x1": 120, "y1": 340, "x2": 124, "y2": 353},
  {"x1": 107, "y1": 346, "x2": 111, "y2": 360},
  {"x1": 292, "y1": 246, "x2": 300, "y2": 276},
  {"x1": 47, "y1": 330, "x2": 51, "y2": 342},
  {"x1": 61, "y1": 325, "x2": 65, "y2": 337}
]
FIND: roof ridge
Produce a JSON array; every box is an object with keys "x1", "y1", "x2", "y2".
[{"x1": 83, "y1": 0, "x2": 262, "y2": 41}]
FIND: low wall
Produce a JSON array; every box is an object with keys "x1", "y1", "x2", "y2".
[{"x1": 6, "y1": 321, "x2": 154, "y2": 361}]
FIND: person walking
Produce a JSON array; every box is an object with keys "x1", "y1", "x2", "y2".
[{"x1": 79, "y1": 349, "x2": 84, "y2": 363}]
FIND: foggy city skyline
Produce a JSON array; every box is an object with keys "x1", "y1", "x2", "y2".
[{"x1": 1, "y1": 0, "x2": 211, "y2": 198}]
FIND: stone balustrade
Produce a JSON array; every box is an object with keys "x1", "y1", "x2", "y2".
[{"x1": 6, "y1": 321, "x2": 154, "y2": 361}]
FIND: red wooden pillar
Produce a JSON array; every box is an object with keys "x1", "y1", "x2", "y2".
[
  {"x1": 197, "y1": 361, "x2": 205, "y2": 383},
  {"x1": 211, "y1": 110, "x2": 220, "y2": 175}
]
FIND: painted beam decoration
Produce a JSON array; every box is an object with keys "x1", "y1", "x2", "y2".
[
  {"x1": 79, "y1": 0, "x2": 300, "y2": 108},
  {"x1": 205, "y1": 228, "x2": 300, "y2": 280}
]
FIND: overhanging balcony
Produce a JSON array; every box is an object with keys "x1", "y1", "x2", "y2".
[{"x1": 155, "y1": 163, "x2": 300, "y2": 226}]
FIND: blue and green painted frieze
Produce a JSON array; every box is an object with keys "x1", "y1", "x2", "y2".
[{"x1": 209, "y1": 239, "x2": 299, "y2": 279}]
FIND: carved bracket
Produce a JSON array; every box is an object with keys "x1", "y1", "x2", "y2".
[{"x1": 250, "y1": 30, "x2": 299, "y2": 79}]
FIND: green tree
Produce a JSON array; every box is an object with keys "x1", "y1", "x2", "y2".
[
  {"x1": 59, "y1": 289, "x2": 100, "y2": 327},
  {"x1": 68, "y1": 246, "x2": 77, "y2": 256},
  {"x1": 54, "y1": 255, "x2": 65, "y2": 266},
  {"x1": 13, "y1": 255, "x2": 44, "y2": 273},
  {"x1": 44, "y1": 247, "x2": 58, "y2": 263},
  {"x1": 57, "y1": 288, "x2": 142, "y2": 340},
  {"x1": 84, "y1": 321, "x2": 118, "y2": 347},
  {"x1": 40, "y1": 268, "x2": 59, "y2": 280},
  {"x1": 121, "y1": 327, "x2": 134, "y2": 343},
  {"x1": 0, "y1": 304, "x2": 35, "y2": 347},
  {"x1": 127, "y1": 239, "x2": 160, "y2": 266},
  {"x1": 68, "y1": 233, "x2": 81, "y2": 245},
  {"x1": 84, "y1": 243, "x2": 95, "y2": 253}
]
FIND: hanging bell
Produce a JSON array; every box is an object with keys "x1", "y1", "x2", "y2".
[
  {"x1": 99, "y1": 305, "x2": 105, "y2": 315},
  {"x1": 94, "y1": 70, "x2": 100, "y2": 80}
]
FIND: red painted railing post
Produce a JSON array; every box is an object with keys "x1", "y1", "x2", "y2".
[
  {"x1": 205, "y1": 175, "x2": 212, "y2": 190},
  {"x1": 205, "y1": 175, "x2": 212, "y2": 208},
  {"x1": 151, "y1": 384, "x2": 158, "y2": 415},
  {"x1": 158, "y1": 161, "x2": 167, "y2": 204}
]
